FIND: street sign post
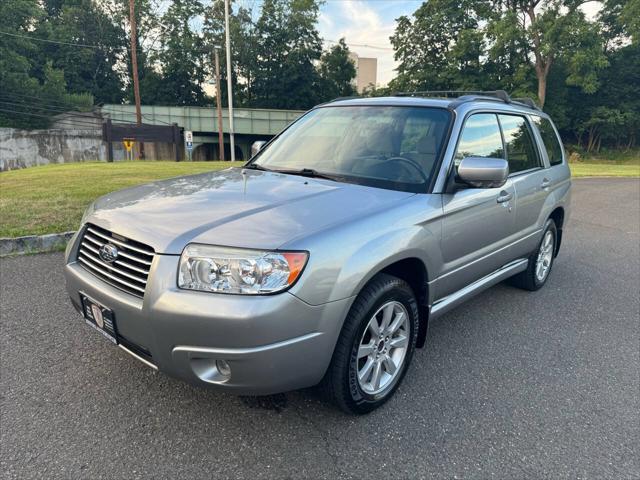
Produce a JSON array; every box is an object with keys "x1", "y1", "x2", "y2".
[
  {"x1": 123, "y1": 138, "x2": 135, "y2": 161},
  {"x1": 185, "y1": 131, "x2": 193, "y2": 161}
]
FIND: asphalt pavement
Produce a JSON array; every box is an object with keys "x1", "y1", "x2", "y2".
[{"x1": 1, "y1": 178, "x2": 639, "y2": 479}]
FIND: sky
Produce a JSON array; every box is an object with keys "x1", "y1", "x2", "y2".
[{"x1": 316, "y1": 0, "x2": 423, "y2": 86}]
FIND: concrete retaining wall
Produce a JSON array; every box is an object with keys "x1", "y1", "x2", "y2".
[{"x1": 0, "y1": 128, "x2": 105, "y2": 171}]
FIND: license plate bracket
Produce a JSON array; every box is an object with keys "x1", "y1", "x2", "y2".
[{"x1": 80, "y1": 293, "x2": 118, "y2": 344}]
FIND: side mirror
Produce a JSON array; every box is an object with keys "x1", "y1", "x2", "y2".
[
  {"x1": 457, "y1": 157, "x2": 509, "y2": 188},
  {"x1": 251, "y1": 141, "x2": 267, "y2": 158}
]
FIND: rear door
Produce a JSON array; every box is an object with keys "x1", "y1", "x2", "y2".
[
  {"x1": 497, "y1": 114, "x2": 548, "y2": 258},
  {"x1": 439, "y1": 113, "x2": 516, "y2": 298}
]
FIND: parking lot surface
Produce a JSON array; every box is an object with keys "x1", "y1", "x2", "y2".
[{"x1": 1, "y1": 178, "x2": 639, "y2": 479}]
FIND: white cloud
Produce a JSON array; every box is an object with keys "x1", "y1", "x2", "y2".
[
  {"x1": 319, "y1": 0, "x2": 400, "y2": 86},
  {"x1": 579, "y1": 1, "x2": 603, "y2": 20}
]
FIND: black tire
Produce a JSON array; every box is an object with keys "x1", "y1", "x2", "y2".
[
  {"x1": 320, "y1": 273, "x2": 419, "y2": 414},
  {"x1": 510, "y1": 219, "x2": 557, "y2": 291}
]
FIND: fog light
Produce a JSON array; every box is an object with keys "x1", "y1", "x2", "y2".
[{"x1": 216, "y1": 359, "x2": 231, "y2": 377}]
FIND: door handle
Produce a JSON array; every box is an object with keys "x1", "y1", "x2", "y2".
[
  {"x1": 541, "y1": 178, "x2": 551, "y2": 189},
  {"x1": 497, "y1": 191, "x2": 512, "y2": 203}
]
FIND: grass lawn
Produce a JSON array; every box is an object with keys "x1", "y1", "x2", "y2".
[
  {"x1": 570, "y1": 163, "x2": 640, "y2": 177},
  {"x1": 1, "y1": 157, "x2": 638, "y2": 238},
  {"x1": 0, "y1": 161, "x2": 242, "y2": 238},
  {"x1": 568, "y1": 148, "x2": 640, "y2": 178}
]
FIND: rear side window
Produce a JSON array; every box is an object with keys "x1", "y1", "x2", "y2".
[
  {"x1": 532, "y1": 116, "x2": 564, "y2": 166},
  {"x1": 498, "y1": 114, "x2": 541, "y2": 173},
  {"x1": 455, "y1": 113, "x2": 504, "y2": 166}
]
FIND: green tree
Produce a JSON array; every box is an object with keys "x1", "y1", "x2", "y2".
[
  {"x1": 583, "y1": 43, "x2": 640, "y2": 150},
  {"x1": 203, "y1": 0, "x2": 256, "y2": 106},
  {"x1": 31, "y1": 0, "x2": 126, "y2": 104},
  {"x1": 0, "y1": 0, "x2": 42, "y2": 127},
  {"x1": 620, "y1": 0, "x2": 640, "y2": 43},
  {"x1": 149, "y1": 0, "x2": 207, "y2": 106},
  {"x1": 0, "y1": 0, "x2": 91, "y2": 129},
  {"x1": 508, "y1": 0, "x2": 608, "y2": 107},
  {"x1": 318, "y1": 38, "x2": 357, "y2": 99},
  {"x1": 118, "y1": 0, "x2": 166, "y2": 106},
  {"x1": 390, "y1": 0, "x2": 609, "y2": 108},
  {"x1": 252, "y1": 0, "x2": 323, "y2": 109},
  {"x1": 390, "y1": 0, "x2": 489, "y2": 92}
]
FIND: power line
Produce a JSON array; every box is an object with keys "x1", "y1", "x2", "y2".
[
  {"x1": 0, "y1": 98, "x2": 91, "y2": 115},
  {"x1": 103, "y1": 104, "x2": 174, "y2": 125},
  {"x1": 0, "y1": 107, "x2": 160, "y2": 130},
  {"x1": 1, "y1": 29, "x2": 396, "y2": 55},
  {"x1": 0, "y1": 107, "x2": 101, "y2": 126},
  {"x1": 324, "y1": 38, "x2": 394, "y2": 51},
  {"x1": 0, "y1": 30, "x2": 103, "y2": 48},
  {"x1": 0, "y1": 92, "x2": 176, "y2": 127},
  {"x1": 0, "y1": 30, "x2": 160, "y2": 53},
  {"x1": 0, "y1": 100, "x2": 147, "y2": 127},
  {"x1": 0, "y1": 91, "x2": 90, "y2": 108}
]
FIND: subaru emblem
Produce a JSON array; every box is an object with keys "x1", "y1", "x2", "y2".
[{"x1": 99, "y1": 244, "x2": 119, "y2": 263}]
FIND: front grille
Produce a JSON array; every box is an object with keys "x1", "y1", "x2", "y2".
[{"x1": 77, "y1": 224, "x2": 155, "y2": 298}]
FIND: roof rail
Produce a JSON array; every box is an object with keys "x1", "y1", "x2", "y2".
[
  {"x1": 394, "y1": 90, "x2": 510, "y2": 101},
  {"x1": 393, "y1": 90, "x2": 540, "y2": 111},
  {"x1": 511, "y1": 97, "x2": 540, "y2": 110},
  {"x1": 328, "y1": 96, "x2": 361, "y2": 102}
]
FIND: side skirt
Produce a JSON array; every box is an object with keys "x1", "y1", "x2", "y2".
[{"x1": 429, "y1": 258, "x2": 528, "y2": 320}]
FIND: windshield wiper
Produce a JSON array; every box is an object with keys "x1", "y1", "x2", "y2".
[
  {"x1": 243, "y1": 163, "x2": 272, "y2": 172},
  {"x1": 272, "y1": 167, "x2": 343, "y2": 182}
]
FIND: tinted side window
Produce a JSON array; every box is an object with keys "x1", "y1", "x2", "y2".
[
  {"x1": 532, "y1": 116, "x2": 564, "y2": 165},
  {"x1": 498, "y1": 114, "x2": 541, "y2": 173},
  {"x1": 455, "y1": 113, "x2": 504, "y2": 166}
]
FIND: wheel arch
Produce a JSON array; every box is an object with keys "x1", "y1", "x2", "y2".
[
  {"x1": 548, "y1": 206, "x2": 565, "y2": 256},
  {"x1": 360, "y1": 256, "x2": 431, "y2": 349}
]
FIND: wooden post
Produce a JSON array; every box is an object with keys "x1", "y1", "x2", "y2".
[
  {"x1": 172, "y1": 124, "x2": 180, "y2": 162},
  {"x1": 128, "y1": 0, "x2": 144, "y2": 159},
  {"x1": 105, "y1": 119, "x2": 113, "y2": 162}
]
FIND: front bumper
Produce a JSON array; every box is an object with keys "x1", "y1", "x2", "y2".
[{"x1": 64, "y1": 247, "x2": 353, "y2": 395}]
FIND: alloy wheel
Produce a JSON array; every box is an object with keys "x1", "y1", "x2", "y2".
[
  {"x1": 535, "y1": 230, "x2": 554, "y2": 282},
  {"x1": 356, "y1": 300, "x2": 410, "y2": 395}
]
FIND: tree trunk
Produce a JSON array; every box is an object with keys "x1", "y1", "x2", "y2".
[
  {"x1": 587, "y1": 126, "x2": 597, "y2": 152},
  {"x1": 536, "y1": 69, "x2": 547, "y2": 108}
]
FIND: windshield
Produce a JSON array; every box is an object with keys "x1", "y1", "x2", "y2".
[{"x1": 251, "y1": 106, "x2": 452, "y2": 193}]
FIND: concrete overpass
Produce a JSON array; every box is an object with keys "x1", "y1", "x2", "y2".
[{"x1": 100, "y1": 104, "x2": 305, "y2": 161}]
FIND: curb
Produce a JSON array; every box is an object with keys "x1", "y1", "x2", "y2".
[{"x1": 0, "y1": 231, "x2": 76, "y2": 257}]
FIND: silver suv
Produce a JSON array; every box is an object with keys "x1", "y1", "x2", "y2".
[{"x1": 64, "y1": 92, "x2": 571, "y2": 414}]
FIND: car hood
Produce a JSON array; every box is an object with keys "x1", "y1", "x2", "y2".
[{"x1": 87, "y1": 168, "x2": 415, "y2": 254}]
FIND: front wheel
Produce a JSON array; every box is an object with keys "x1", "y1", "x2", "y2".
[
  {"x1": 321, "y1": 273, "x2": 419, "y2": 414},
  {"x1": 510, "y1": 219, "x2": 557, "y2": 291}
]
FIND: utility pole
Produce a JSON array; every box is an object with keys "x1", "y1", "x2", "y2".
[
  {"x1": 224, "y1": 0, "x2": 235, "y2": 162},
  {"x1": 213, "y1": 47, "x2": 225, "y2": 161},
  {"x1": 129, "y1": 0, "x2": 144, "y2": 159}
]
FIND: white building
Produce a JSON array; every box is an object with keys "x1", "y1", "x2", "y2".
[{"x1": 349, "y1": 53, "x2": 378, "y2": 93}]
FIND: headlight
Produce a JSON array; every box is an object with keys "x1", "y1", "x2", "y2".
[{"x1": 178, "y1": 244, "x2": 308, "y2": 295}]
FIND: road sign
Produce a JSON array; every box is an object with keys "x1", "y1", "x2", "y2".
[
  {"x1": 122, "y1": 139, "x2": 135, "y2": 152},
  {"x1": 185, "y1": 131, "x2": 193, "y2": 143}
]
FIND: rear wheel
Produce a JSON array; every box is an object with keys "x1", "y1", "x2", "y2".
[
  {"x1": 510, "y1": 219, "x2": 557, "y2": 291},
  {"x1": 321, "y1": 273, "x2": 419, "y2": 414}
]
